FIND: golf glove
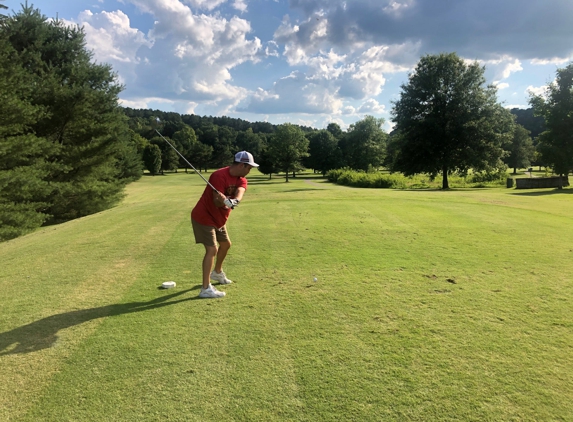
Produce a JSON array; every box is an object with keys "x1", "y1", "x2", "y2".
[{"x1": 224, "y1": 198, "x2": 240, "y2": 209}]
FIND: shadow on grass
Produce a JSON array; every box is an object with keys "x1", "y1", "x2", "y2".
[
  {"x1": 280, "y1": 188, "x2": 325, "y2": 193},
  {"x1": 0, "y1": 287, "x2": 201, "y2": 356},
  {"x1": 510, "y1": 188, "x2": 573, "y2": 196}
]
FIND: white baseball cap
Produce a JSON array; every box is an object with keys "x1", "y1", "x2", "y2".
[{"x1": 235, "y1": 151, "x2": 259, "y2": 167}]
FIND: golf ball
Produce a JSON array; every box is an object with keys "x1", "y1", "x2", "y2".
[{"x1": 313, "y1": 277, "x2": 318, "y2": 282}]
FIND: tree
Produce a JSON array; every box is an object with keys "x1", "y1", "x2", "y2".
[
  {"x1": 143, "y1": 144, "x2": 162, "y2": 175},
  {"x1": 510, "y1": 108, "x2": 545, "y2": 140},
  {"x1": 2, "y1": 5, "x2": 137, "y2": 223},
  {"x1": 172, "y1": 126, "x2": 198, "y2": 172},
  {"x1": 235, "y1": 128, "x2": 266, "y2": 158},
  {"x1": 326, "y1": 122, "x2": 343, "y2": 139},
  {"x1": 529, "y1": 63, "x2": 573, "y2": 177},
  {"x1": 268, "y1": 123, "x2": 309, "y2": 182},
  {"x1": 391, "y1": 53, "x2": 513, "y2": 189},
  {"x1": 257, "y1": 147, "x2": 278, "y2": 179},
  {"x1": 306, "y1": 130, "x2": 343, "y2": 175},
  {"x1": 339, "y1": 116, "x2": 387, "y2": 171},
  {"x1": 503, "y1": 123, "x2": 535, "y2": 174},
  {"x1": 150, "y1": 137, "x2": 178, "y2": 173},
  {"x1": 0, "y1": 37, "x2": 53, "y2": 240}
]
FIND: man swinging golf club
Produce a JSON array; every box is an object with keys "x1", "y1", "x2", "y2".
[{"x1": 191, "y1": 151, "x2": 258, "y2": 298}]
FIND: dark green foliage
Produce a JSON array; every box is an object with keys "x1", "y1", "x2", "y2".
[
  {"x1": 326, "y1": 169, "x2": 407, "y2": 189},
  {"x1": 268, "y1": 124, "x2": 309, "y2": 182},
  {"x1": 256, "y1": 148, "x2": 278, "y2": 179},
  {"x1": 150, "y1": 137, "x2": 179, "y2": 173},
  {"x1": 391, "y1": 53, "x2": 513, "y2": 189},
  {"x1": 0, "y1": 36, "x2": 53, "y2": 240},
  {"x1": 143, "y1": 144, "x2": 162, "y2": 175},
  {"x1": 339, "y1": 116, "x2": 387, "y2": 171},
  {"x1": 510, "y1": 108, "x2": 545, "y2": 140},
  {"x1": 326, "y1": 122, "x2": 343, "y2": 139},
  {"x1": 235, "y1": 128, "x2": 266, "y2": 158},
  {"x1": 467, "y1": 166, "x2": 508, "y2": 183},
  {"x1": 503, "y1": 124, "x2": 535, "y2": 174},
  {"x1": 305, "y1": 130, "x2": 342, "y2": 175},
  {"x1": 0, "y1": 4, "x2": 138, "y2": 238},
  {"x1": 529, "y1": 63, "x2": 573, "y2": 176}
]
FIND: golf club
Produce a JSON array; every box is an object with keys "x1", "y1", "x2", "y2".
[{"x1": 153, "y1": 126, "x2": 219, "y2": 193}]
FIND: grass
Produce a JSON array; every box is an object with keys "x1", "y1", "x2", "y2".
[{"x1": 1, "y1": 170, "x2": 573, "y2": 421}]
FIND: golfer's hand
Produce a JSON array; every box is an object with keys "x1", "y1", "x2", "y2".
[{"x1": 224, "y1": 198, "x2": 239, "y2": 209}]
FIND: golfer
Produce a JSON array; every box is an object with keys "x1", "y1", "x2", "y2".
[{"x1": 191, "y1": 151, "x2": 258, "y2": 298}]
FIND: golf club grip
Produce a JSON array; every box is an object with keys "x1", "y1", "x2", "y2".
[{"x1": 154, "y1": 130, "x2": 220, "y2": 193}]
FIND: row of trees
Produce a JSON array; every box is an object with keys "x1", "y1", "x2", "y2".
[
  {"x1": 126, "y1": 109, "x2": 390, "y2": 181},
  {"x1": 0, "y1": 5, "x2": 142, "y2": 240}
]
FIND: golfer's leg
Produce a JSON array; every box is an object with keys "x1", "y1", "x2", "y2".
[
  {"x1": 214, "y1": 240, "x2": 231, "y2": 273},
  {"x1": 203, "y1": 245, "x2": 218, "y2": 289}
]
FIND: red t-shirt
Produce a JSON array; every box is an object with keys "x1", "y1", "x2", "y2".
[{"x1": 191, "y1": 167, "x2": 248, "y2": 229}]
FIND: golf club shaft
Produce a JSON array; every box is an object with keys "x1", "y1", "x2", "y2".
[{"x1": 154, "y1": 129, "x2": 220, "y2": 193}]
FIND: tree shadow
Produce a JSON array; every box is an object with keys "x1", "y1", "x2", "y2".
[
  {"x1": 0, "y1": 288, "x2": 200, "y2": 356},
  {"x1": 510, "y1": 189, "x2": 573, "y2": 196}
]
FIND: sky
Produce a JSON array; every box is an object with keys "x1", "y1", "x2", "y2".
[{"x1": 4, "y1": 0, "x2": 573, "y2": 130}]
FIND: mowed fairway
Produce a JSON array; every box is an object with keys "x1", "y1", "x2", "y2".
[{"x1": 1, "y1": 171, "x2": 573, "y2": 421}]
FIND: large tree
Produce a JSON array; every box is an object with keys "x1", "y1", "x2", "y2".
[
  {"x1": 339, "y1": 116, "x2": 387, "y2": 171},
  {"x1": 0, "y1": 37, "x2": 53, "y2": 240},
  {"x1": 391, "y1": 53, "x2": 513, "y2": 189},
  {"x1": 1, "y1": 5, "x2": 138, "y2": 225},
  {"x1": 305, "y1": 130, "x2": 342, "y2": 175},
  {"x1": 503, "y1": 123, "x2": 535, "y2": 174},
  {"x1": 142, "y1": 144, "x2": 162, "y2": 175},
  {"x1": 268, "y1": 123, "x2": 309, "y2": 182},
  {"x1": 529, "y1": 63, "x2": 573, "y2": 177}
]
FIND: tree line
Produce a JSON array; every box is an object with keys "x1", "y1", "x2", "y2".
[
  {"x1": 2, "y1": 4, "x2": 573, "y2": 242},
  {"x1": 126, "y1": 108, "x2": 389, "y2": 182}
]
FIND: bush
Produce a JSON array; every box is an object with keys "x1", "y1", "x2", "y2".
[
  {"x1": 326, "y1": 169, "x2": 407, "y2": 189},
  {"x1": 326, "y1": 168, "x2": 508, "y2": 189}
]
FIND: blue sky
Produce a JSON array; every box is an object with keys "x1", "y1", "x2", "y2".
[{"x1": 4, "y1": 0, "x2": 573, "y2": 130}]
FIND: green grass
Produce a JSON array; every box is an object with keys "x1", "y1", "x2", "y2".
[{"x1": 1, "y1": 170, "x2": 573, "y2": 421}]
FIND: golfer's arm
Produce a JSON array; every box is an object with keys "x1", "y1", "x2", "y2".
[
  {"x1": 235, "y1": 187, "x2": 246, "y2": 202},
  {"x1": 212, "y1": 190, "x2": 226, "y2": 207}
]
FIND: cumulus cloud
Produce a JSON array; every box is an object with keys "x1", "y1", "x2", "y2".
[
  {"x1": 232, "y1": 0, "x2": 248, "y2": 12},
  {"x1": 73, "y1": 0, "x2": 263, "y2": 112},
  {"x1": 527, "y1": 85, "x2": 547, "y2": 97},
  {"x1": 239, "y1": 71, "x2": 344, "y2": 114},
  {"x1": 358, "y1": 99, "x2": 385, "y2": 114},
  {"x1": 287, "y1": 0, "x2": 573, "y2": 61},
  {"x1": 66, "y1": 10, "x2": 151, "y2": 84},
  {"x1": 241, "y1": 28, "x2": 415, "y2": 115}
]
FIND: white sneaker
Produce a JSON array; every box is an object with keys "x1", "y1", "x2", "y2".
[
  {"x1": 210, "y1": 270, "x2": 233, "y2": 285},
  {"x1": 199, "y1": 284, "x2": 226, "y2": 298}
]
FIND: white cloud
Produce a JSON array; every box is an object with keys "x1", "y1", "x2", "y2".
[
  {"x1": 531, "y1": 57, "x2": 571, "y2": 66},
  {"x1": 495, "y1": 82, "x2": 509, "y2": 90},
  {"x1": 504, "y1": 104, "x2": 528, "y2": 110},
  {"x1": 527, "y1": 85, "x2": 547, "y2": 97},
  {"x1": 67, "y1": 10, "x2": 152, "y2": 84},
  {"x1": 288, "y1": 0, "x2": 573, "y2": 63},
  {"x1": 232, "y1": 0, "x2": 248, "y2": 12},
  {"x1": 181, "y1": 0, "x2": 228, "y2": 11},
  {"x1": 74, "y1": 1, "x2": 263, "y2": 110},
  {"x1": 482, "y1": 56, "x2": 523, "y2": 82},
  {"x1": 358, "y1": 99, "x2": 385, "y2": 114}
]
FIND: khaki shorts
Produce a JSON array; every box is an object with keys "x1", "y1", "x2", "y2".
[{"x1": 191, "y1": 218, "x2": 230, "y2": 246}]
